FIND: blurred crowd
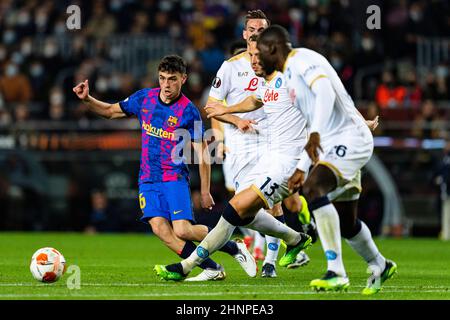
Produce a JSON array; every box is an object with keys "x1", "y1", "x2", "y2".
[
  {"x1": 0, "y1": 0, "x2": 448, "y2": 136},
  {"x1": 0, "y1": 0, "x2": 449, "y2": 233}
]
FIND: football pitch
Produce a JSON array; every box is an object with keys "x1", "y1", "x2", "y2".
[{"x1": 1, "y1": 232, "x2": 450, "y2": 300}]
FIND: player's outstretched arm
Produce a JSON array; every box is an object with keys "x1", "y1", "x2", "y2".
[
  {"x1": 205, "y1": 97, "x2": 257, "y2": 133},
  {"x1": 205, "y1": 96, "x2": 262, "y2": 118},
  {"x1": 192, "y1": 140, "x2": 215, "y2": 210},
  {"x1": 73, "y1": 80, "x2": 126, "y2": 119}
]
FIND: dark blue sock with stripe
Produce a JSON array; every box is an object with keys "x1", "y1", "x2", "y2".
[{"x1": 180, "y1": 240, "x2": 219, "y2": 270}]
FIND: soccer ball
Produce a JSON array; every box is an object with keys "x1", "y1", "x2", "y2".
[{"x1": 30, "y1": 247, "x2": 66, "y2": 283}]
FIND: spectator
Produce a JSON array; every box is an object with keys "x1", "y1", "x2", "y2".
[
  {"x1": 48, "y1": 87, "x2": 66, "y2": 121},
  {"x1": 0, "y1": 62, "x2": 32, "y2": 103},
  {"x1": 85, "y1": 189, "x2": 118, "y2": 234},
  {"x1": 412, "y1": 100, "x2": 446, "y2": 139},
  {"x1": 403, "y1": 71, "x2": 422, "y2": 109},
  {"x1": 13, "y1": 103, "x2": 30, "y2": 123},
  {"x1": 85, "y1": 1, "x2": 117, "y2": 39},
  {"x1": 375, "y1": 70, "x2": 406, "y2": 109}
]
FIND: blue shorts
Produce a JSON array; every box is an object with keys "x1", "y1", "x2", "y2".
[{"x1": 138, "y1": 180, "x2": 194, "y2": 224}]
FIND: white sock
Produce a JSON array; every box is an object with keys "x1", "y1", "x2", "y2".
[
  {"x1": 253, "y1": 230, "x2": 265, "y2": 251},
  {"x1": 239, "y1": 227, "x2": 254, "y2": 237},
  {"x1": 181, "y1": 216, "x2": 235, "y2": 274},
  {"x1": 346, "y1": 220, "x2": 386, "y2": 270},
  {"x1": 264, "y1": 235, "x2": 281, "y2": 265},
  {"x1": 245, "y1": 209, "x2": 301, "y2": 246},
  {"x1": 314, "y1": 203, "x2": 346, "y2": 277}
]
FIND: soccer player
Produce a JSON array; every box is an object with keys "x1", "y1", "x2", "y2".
[
  {"x1": 205, "y1": 10, "x2": 311, "y2": 277},
  {"x1": 206, "y1": 34, "x2": 314, "y2": 275},
  {"x1": 256, "y1": 25, "x2": 397, "y2": 294},
  {"x1": 72, "y1": 55, "x2": 256, "y2": 281},
  {"x1": 153, "y1": 51, "x2": 315, "y2": 282}
]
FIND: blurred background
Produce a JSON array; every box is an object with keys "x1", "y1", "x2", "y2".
[{"x1": 0, "y1": 0, "x2": 449, "y2": 238}]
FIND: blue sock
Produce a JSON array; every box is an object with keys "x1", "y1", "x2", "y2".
[{"x1": 179, "y1": 241, "x2": 219, "y2": 270}]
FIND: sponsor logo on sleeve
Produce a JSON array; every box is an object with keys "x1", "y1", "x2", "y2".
[{"x1": 212, "y1": 77, "x2": 221, "y2": 88}]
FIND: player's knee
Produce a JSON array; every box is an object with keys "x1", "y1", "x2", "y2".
[
  {"x1": 284, "y1": 197, "x2": 302, "y2": 213},
  {"x1": 149, "y1": 220, "x2": 172, "y2": 241},
  {"x1": 173, "y1": 225, "x2": 193, "y2": 240}
]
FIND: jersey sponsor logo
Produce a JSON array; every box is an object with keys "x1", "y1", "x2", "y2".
[
  {"x1": 173, "y1": 210, "x2": 182, "y2": 215},
  {"x1": 238, "y1": 71, "x2": 249, "y2": 77},
  {"x1": 167, "y1": 115, "x2": 178, "y2": 127},
  {"x1": 142, "y1": 120, "x2": 175, "y2": 140},
  {"x1": 263, "y1": 89, "x2": 279, "y2": 103},
  {"x1": 212, "y1": 77, "x2": 221, "y2": 88},
  {"x1": 244, "y1": 77, "x2": 259, "y2": 91},
  {"x1": 275, "y1": 77, "x2": 282, "y2": 88}
]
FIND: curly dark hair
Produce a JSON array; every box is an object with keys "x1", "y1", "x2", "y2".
[{"x1": 158, "y1": 55, "x2": 187, "y2": 74}]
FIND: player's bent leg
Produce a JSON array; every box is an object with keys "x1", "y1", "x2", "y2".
[
  {"x1": 172, "y1": 220, "x2": 208, "y2": 242},
  {"x1": 157, "y1": 195, "x2": 261, "y2": 281},
  {"x1": 149, "y1": 217, "x2": 186, "y2": 253},
  {"x1": 303, "y1": 165, "x2": 348, "y2": 291},
  {"x1": 334, "y1": 200, "x2": 397, "y2": 294},
  {"x1": 262, "y1": 203, "x2": 283, "y2": 277},
  {"x1": 284, "y1": 192, "x2": 310, "y2": 225}
]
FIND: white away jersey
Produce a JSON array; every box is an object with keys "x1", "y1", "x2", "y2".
[
  {"x1": 283, "y1": 48, "x2": 366, "y2": 142},
  {"x1": 209, "y1": 52, "x2": 267, "y2": 155},
  {"x1": 254, "y1": 71, "x2": 307, "y2": 157}
]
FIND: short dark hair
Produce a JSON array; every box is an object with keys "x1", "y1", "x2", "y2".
[
  {"x1": 229, "y1": 40, "x2": 247, "y2": 55},
  {"x1": 245, "y1": 10, "x2": 270, "y2": 28},
  {"x1": 258, "y1": 25, "x2": 290, "y2": 46},
  {"x1": 158, "y1": 55, "x2": 187, "y2": 74}
]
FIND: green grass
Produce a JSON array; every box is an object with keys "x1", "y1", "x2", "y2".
[{"x1": 1, "y1": 232, "x2": 450, "y2": 300}]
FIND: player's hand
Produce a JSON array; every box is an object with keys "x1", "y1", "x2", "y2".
[
  {"x1": 72, "y1": 80, "x2": 90, "y2": 101},
  {"x1": 366, "y1": 116, "x2": 379, "y2": 131},
  {"x1": 201, "y1": 192, "x2": 215, "y2": 211},
  {"x1": 288, "y1": 169, "x2": 305, "y2": 193},
  {"x1": 305, "y1": 132, "x2": 323, "y2": 164},
  {"x1": 205, "y1": 102, "x2": 228, "y2": 118},
  {"x1": 236, "y1": 118, "x2": 257, "y2": 133}
]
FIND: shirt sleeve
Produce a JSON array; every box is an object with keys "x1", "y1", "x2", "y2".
[
  {"x1": 187, "y1": 104, "x2": 205, "y2": 142},
  {"x1": 118, "y1": 88, "x2": 148, "y2": 117},
  {"x1": 298, "y1": 58, "x2": 328, "y2": 89},
  {"x1": 208, "y1": 61, "x2": 231, "y2": 101}
]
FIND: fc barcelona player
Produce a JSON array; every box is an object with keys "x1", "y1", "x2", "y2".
[{"x1": 73, "y1": 55, "x2": 256, "y2": 281}]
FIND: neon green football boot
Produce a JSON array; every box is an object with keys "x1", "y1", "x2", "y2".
[
  {"x1": 362, "y1": 259, "x2": 397, "y2": 295},
  {"x1": 310, "y1": 271, "x2": 350, "y2": 292},
  {"x1": 154, "y1": 264, "x2": 186, "y2": 281},
  {"x1": 279, "y1": 233, "x2": 312, "y2": 267}
]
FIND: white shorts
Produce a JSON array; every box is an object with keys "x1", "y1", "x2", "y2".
[
  {"x1": 319, "y1": 125, "x2": 373, "y2": 201},
  {"x1": 229, "y1": 151, "x2": 264, "y2": 193},
  {"x1": 329, "y1": 170, "x2": 362, "y2": 202},
  {"x1": 250, "y1": 154, "x2": 299, "y2": 209},
  {"x1": 222, "y1": 155, "x2": 235, "y2": 192}
]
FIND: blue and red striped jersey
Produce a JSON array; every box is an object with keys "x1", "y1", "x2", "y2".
[{"x1": 119, "y1": 88, "x2": 204, "y2": 184}]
